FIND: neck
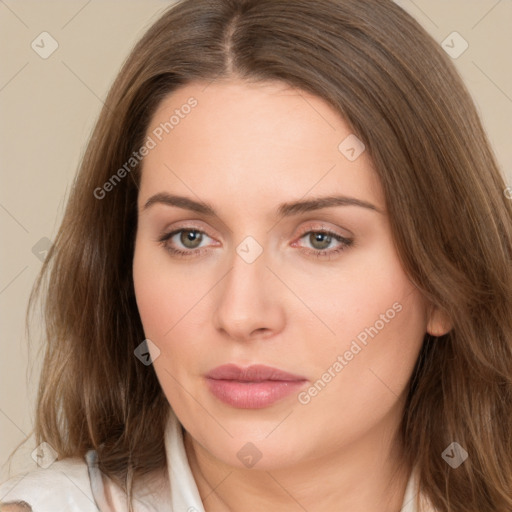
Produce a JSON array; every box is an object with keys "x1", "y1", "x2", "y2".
[{"x1": 183, "y1": 414, "x2": 411, "y2": 512}]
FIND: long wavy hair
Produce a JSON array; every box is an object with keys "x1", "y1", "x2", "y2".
[{"x1": 8, "y1": 0, "x2": 512, "y2": 510}]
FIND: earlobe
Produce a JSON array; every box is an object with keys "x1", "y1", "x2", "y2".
[{"x1": 426, "y1": 304, "x2": 452, "y2": 337}]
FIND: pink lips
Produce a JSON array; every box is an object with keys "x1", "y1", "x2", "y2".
[{"x1": 205, "y1": 364, "x2": 307, "y2": 409}]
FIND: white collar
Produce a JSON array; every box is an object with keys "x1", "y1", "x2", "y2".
[{"x1": 165, "y1": 409, "x2": 205, "y2": 511}]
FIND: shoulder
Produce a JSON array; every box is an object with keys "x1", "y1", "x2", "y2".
[
  {"x1": 0, "y1": 503, "x2": 32, "y2": 512},
  {"x1": 0, "y1": 456, "x2": 99, "y2": 512}
]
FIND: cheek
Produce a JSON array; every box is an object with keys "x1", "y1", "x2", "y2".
[
  {"x1": 285, "y1": 240, "x2": 426, "y2": 352},
  {"x1": 132, "y1": 239, "x2": 203, "y2": 404},
  {"x1": 132, "y1": 244, "x2": 171, "y2": 340},
  {"x1": 132, "y1": 238, "x2": 204, "y2": 340},
  {"x1": 132, "y1": 238, "x2": 216, "y2": 404},
  {"x1": 292, "y1": 242, "x2": 428, "y2": 413}
]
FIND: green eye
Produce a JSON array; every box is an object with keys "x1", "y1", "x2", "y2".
[
  {"x1": 158, "y1": 228, "x2": 211, "y2": 258},
  {"x1": 179, "y1": 229, "x2": 204, "y2": 249},
  {"x1": 308, "y1": 232, "x2": 334, "y2": 250},
  {"x1": 296, "y1": 230, "x2": 353, "y2": 258}
]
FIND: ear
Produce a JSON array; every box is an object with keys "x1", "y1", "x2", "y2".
[{"x1": 426, "y1": 304, "x2": 452, "y2": 337}]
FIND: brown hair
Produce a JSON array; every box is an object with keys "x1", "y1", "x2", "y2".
[{"x1": 8, "y1": 0, "x2": 512, "y2": 510}]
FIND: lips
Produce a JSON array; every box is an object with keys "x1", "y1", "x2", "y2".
[
  {"x1": 205, "y1": 364, "x2": 308, "y2": 409},
  {"x1": 205, "y1": 363, "x2": 306, "y2": 382}
]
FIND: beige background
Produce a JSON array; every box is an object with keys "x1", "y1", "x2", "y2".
[{"x1": 1, "y1": 0, "x2": 511, "y2": 483}]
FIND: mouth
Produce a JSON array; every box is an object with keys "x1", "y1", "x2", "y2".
[{"x1": 205, "y1": 363, "x2": 308, "y2": 409}]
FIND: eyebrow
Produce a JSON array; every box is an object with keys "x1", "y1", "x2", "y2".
[{"x1": 142, "y1": 192, "x2": 383, "y2": 216}]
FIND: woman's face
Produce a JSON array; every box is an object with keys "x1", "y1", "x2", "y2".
[{"x1": 133, "y1": 79, "x2": 444, "y2": 470}]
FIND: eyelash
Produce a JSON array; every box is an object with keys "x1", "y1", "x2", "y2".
[{"x1": 157, "y1": 226, "x2": 354, "y2": 260}]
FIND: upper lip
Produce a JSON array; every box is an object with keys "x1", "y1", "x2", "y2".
[{"x1": 206, "y1": 364, "x2": 306, "y2": 382}]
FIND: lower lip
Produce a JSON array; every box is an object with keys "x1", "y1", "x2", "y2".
[{"x1": 205, "y1": 378, "x2": 307, "y2": 409}]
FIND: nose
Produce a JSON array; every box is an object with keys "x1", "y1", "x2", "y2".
[{"x1": 212, "y1": 241, "x2": 286, "y2": 342}]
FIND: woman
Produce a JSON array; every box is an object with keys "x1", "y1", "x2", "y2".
[{"x1": 1, "y1": 0, "x2": 511, "y2": 511}]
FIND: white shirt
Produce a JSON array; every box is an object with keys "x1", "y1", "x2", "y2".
[{"x1": 0, "y1": 409, "x2": 428, "y2": 511}]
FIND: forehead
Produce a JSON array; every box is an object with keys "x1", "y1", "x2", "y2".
[
  {"x1": 139, "y1": 79, "x2": 384, "y2": 213},
  {"x1": 146, "y1": 78, "x2": 347, "y2": 152}
]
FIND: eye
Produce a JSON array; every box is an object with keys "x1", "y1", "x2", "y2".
[
  {"x1": 158, "y1": 228, "x2": 215, "y2": 258},
  {"x1": 157, "y1": 226, "x2": 354, "y2": 260},
  {"x1": 175, "y1": 229, "x2": 205, "y2": 249},
  {"x1": 293, "y1": 228, "x2": 353, "y2": 259}
]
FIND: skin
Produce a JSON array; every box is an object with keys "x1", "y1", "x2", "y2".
[
  {"x1": 132, "y1": 79, "x2": 451, "y2": 512},
  {"x1": 0, "y1": 504, "x2": 32, "y2": 512}
]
